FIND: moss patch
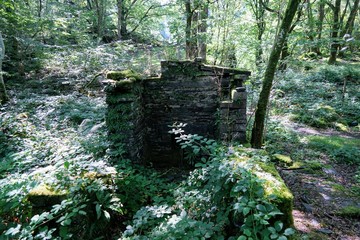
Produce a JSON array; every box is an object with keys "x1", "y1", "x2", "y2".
[
  {"x1": 234, "y1": 149, "x2": 294, "y2": 228},
  {"x1": 28, "y1": 184, "x2": 67, "y2": 208},
  {"x1": 272, "y1": 154, "x2": 293, "y2": 166},
  {"x1": 106, "y1": 70, "x2": 142, "y2": 81},
  {"x1": 336, "y1": 205, "x2": 360, "y2": 218}
]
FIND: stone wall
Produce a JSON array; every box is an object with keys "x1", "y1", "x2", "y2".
[{"x1": 106, "y1": 60, "x2": 250, "y2": 167}]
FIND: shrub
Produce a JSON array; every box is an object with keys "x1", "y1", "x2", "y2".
[{"x1": 123, "y1": 127, "x2": 295, "y2": 240}]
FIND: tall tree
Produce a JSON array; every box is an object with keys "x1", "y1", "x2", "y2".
[
  {"x1": 315, "y1": 0, "x2": 325, "y2": 55},
  {"x1": 328, "y1": 0, "x2": 341, "y2": 64},
  {"x1": 0, "y1": 32, "x2": 9, "y2": 104},
  {"x1": 117, "y1": 0, "x2": 127, "y2": 39},
  {"x1": 185, "y1": 0, "x2": 209, "y2": 60},
  {"x1": 93, "y1": 0, "x2": 107, "y2": 38},
  {"x1": 249, "y1": 0, "x2": 269, "y2": 67},
  {"x1": 251, "y1": 0, "x2": 301, "y2": 148},
  {"x1": 341, "y1": 0, "x2": 360, "y2": 37},
  {"x1": 117, "y1": 0, "x2": 168, "y2": 39}
]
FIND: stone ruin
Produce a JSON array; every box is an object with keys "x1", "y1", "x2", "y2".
[{"x1": 105, "y1": 59, "x2": 251, "y2": 167}]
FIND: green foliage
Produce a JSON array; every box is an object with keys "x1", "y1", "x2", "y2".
[
  {"x1": 169, "y1": 122, "x2": 218, "y2": 166},
  {"x1": 307, "y1": 136, "x2": 360, "y2": 164},
  {"x1": 4, "y1": 160, "x2": 123, "y2": 239},
  {"x1": 123, "y1": 128, "x2": 294, "y2": 239},
  {"x1": 336, "y1": 206, "x2": 360, "y2": 218},
  {"x1": 273, "y1": 64, "x2": 360, "y2": 129}
]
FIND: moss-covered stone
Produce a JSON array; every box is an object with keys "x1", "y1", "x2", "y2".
[
  {"x1": 234, "y1": 149, "x2": 294, "y2": 228},
  {"x1": 106, "y1": 70, "x2": 142, "y2": 81},
  {"x1": 256, "y1": 161, "x2": 294, "y2": 228},
  {"x1": 272, "y1": 154, "x2": 293, "y2": 166},
  {"x1": 28, "y1": 184, "x2": 67, "y2": 208}
]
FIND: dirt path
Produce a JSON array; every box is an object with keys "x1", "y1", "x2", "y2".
[{"x1": 274, "y1": 116, "x2": 360, "y2": 239}]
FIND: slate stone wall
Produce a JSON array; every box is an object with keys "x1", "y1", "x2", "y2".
[{"x1": 106, "y1": 60, "x2": 250, "y2": 167}]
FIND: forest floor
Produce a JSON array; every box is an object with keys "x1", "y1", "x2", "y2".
[
  {"x1": 271, "y1": 116, "x2": 360, "y2": 240},
  {"x1": 1, "y1": 43, "x2": 360, "y2": 239}
]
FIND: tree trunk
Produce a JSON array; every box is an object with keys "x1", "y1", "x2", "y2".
[
  {"x1": 250, "y1": 0, "x2": 266, "y2": 67},
  {"x1": 87, "y1": 0, "x2": 92, "y2": 9},
  {"x1": 279, "y1": 39, "x2": 289, "y2": 70},
  {"x1": 0, "y1": 33, "x2": 9, "y2": 104},
  {"x1": 94, "y1": 0, "x2": 106, "y2": 38},
  {"x1": 191, "y1": 10, "x2": 199, "y2": 58},
  {"x1": 338, "y1": 0, "x2": 360, "y2": 56},
  {"x1": 198, "y1": 5, "x2": 208, "y2": 61},
  {"x1": 117, "y1": 0, "x2": 123, "y2": 39},
  {"x1": 328, "y1": 0, "x2": 341, "y2": 64},
  {"x1": 38, "y1": 0, "x2": 42, "y2": 18},
  {"x1": 315, "y1": 1, "x2": 325, "y2": 55},
  {"x1": 251, "y1": 0, "x2": 301, "y2": 148},
  {"x1": 185, "y1": 0, "x2": 193, "y2": 59},
  {"x1": 342, "y1": 0, "x2": 360, "y2": 36}
]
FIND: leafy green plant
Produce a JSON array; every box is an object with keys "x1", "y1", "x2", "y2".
[
  {"x1": 124, "y1": 128, "x2": 295, "y2": 240},
  {"x1": 169, "y1": 122, "x2": 218, "y2": 166},
  {"x1": 5, "y1": 160, "x2": 123, "y2": 239}
]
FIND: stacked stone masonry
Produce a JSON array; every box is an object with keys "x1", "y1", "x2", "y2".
[{"x1": 106, "y1": 60, "x2": 251, "y2": 167}]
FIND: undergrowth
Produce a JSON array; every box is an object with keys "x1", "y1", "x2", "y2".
[
  {"x1": 1, "y1": 95, "x2": 295, "y2": 239},
  {"x1": 272, "y1": 63, "x2": 360, "y2": 130},
  {"x1": 122, "y1": 124, "x2": 295, "y2": 240}
]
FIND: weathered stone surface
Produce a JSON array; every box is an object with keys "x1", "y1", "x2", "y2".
[{"x1": 106, "y1": 61, "x2": 250, "y2": 167}]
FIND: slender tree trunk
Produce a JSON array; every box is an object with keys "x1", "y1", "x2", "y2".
[
  {"x1": 117, "y1": 0, "x2": 123, "y2": 39},
  {"x1": 185, "y1": 0, "x2": 193, "y2": 59},
  {"x1": 38, "y1": 0, "x2": 42, "y2": 18},
  {"x1": 0, "y1": 60, "x2": 8, "y2": 104},
  {"x1": 87, "y1": 0, "x2": 92, "y2": 9},
  {"x1": 94, "y1": 0, "x2": 106, "y2": 38},
  {"x1": 251, "y1": 0, "x2": 301, "y2": 148},
  {"x1": 341, "y1": 0, "x2": 360, "y2": 36},
  {"x1": 315, "y1": 1, "x2": 325, "y2": 55},
  {"x1": 279, "y1": 39, "x2": 289, "y2": 70},
  {"x1": 0, "y1": 33, "x2": 9, "y2": 104},
  {"x1": 191, "y1": 10, "x2": 199, "y2": 58},
  {"x1": 198, "y1": 5, "x2": 208, "y2": 61},
  {"x1": 306, "y1": 0, "x2": 318, "y2": 53},
  {"x1": 328, "y1": 0, "x2": 341, "y2": 64},
  {"x1": 250, "y1": 0, "x2": 266, "y2": 68},
  {"x1": 338, "y1": 0, "x2": 360, "y2": 56}
]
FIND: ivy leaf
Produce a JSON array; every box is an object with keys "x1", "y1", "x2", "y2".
[
  {"x1": 267, "y1": 227, "x2": 276, "y2": 233},
  {"x1": 244, "y1": 229, "x2": 252, "y2": 237},
  {"x1": 270, "y1": 233, "x2": 278, "y2": 239},
  {"x1": 256, "y1": 204, "x2": 266, "y2": 212},
  {"x1": 284, "y1": 228, "x2": 295, "y2": 236},
  {"x1": 62, "y1": 218, "x2": 71, "y2": 226},
  {"x1": 243, "y1": 207, "x2": 251, "y2": 215},
  {"x1": 274, "y1": 221, "x2": 283, "y2": 232}
]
